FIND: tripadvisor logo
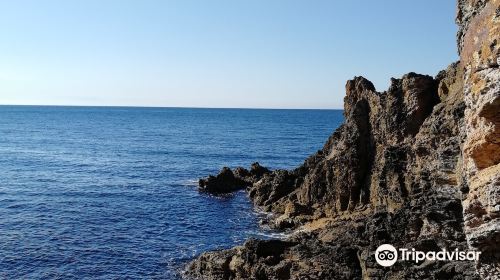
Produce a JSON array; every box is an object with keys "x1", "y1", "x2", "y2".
[
  {"x1": 375, "y1": 244, "x2": 481, "y2": 267},
  {"x1": 375, "y1": 244, "x2": 398, "y2": 267}
]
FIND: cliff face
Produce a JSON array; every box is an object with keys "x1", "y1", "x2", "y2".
[
  {"x1": 187, "y1": 64, "x2": 478, "y2": 280},
  {"x1": 458, "y1": 0, "x2": 500, "y2": 277},
  {"x1": 186, "y1": 1, "x2": 499, "y2": 279},
  {"x1": 249, "y1": 72, "x2": 446, "y2": 219}
]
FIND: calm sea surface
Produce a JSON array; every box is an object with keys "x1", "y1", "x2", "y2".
[{"x1": 0, "y1": 106, "x2": 343, "y2": 279}]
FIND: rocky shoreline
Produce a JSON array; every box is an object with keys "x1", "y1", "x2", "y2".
[{"x1": 184, "y1": 0, "x2": 499, "y2": 279}]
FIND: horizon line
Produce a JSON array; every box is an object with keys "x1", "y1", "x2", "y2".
[{"x1": 0, "y1": 104, "x2": 344, "y2": 111}]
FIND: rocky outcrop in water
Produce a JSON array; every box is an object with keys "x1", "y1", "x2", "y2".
[
  {"x1": 186, "y1": 0, "x2": 499, "y2": 279},
  {"x1": 198, "y1": 163, "x2": 270, "y2": 194}
]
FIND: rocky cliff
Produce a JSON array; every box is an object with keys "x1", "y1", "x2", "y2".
[
  {"x1": 185, "y1": 1, "x2": 499, "y2": 279},
  {"x1": 458, "y1": 0, "x2": 500, "y2": 277}
]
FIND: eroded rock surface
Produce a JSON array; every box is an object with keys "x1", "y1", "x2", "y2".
[
  {"x1": 187, "y1": 63, "x2": 485, "y2": 279},
  {"x1": 186, "y1": 0, "x2": 499, "y2": 278},
  {"x1": 458, "y1": 0, "x2": 500, "y2": 277},
  {"x1": 198, "y1": 163, "x2": 270, "y2": 194}
]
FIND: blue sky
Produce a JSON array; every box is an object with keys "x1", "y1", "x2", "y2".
[{"x1": 0, "y1": 0, "x2": 458, "y2": 109}]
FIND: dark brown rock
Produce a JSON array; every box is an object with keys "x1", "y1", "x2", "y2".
[
  {"x1": 187, "y1": 63, "x2": 484, "y2": 279},
  {"x1": 198, "y1": 163, "x2": 271, "y2": 194},
  {"x1": 198, "y1": 167, "x2": 249, "y2": 194},
  {"x1": 186, "y1": 0, "x2": 499, "y2": 278},
  {"x1": 249, "y1": 162, "x2": 270, "y2": 178}
]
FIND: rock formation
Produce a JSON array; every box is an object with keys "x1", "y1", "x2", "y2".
[
  {"x1": 186, "y1": 0, "x2": 499, "y2": 279},
  {"x1": 458, "y1": 0, "x2": 500, "y2": 277},
  {"x1": 198, "y1": 163, "x2": 270, "y2": 194}
]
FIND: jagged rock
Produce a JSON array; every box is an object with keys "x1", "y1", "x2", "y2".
[
  {"x1": 458, "y1": 0, "x2": 500, "y2": 277},
  {"x1": 187, "y1": 63, "x2": 483, "y2": 279},
  {"x1": 248, "y1": 169, "x2": 297, "y2": 213},
  {"x1": 185, "y1": 237, "x2": 364, "y2": 280},
  {"x1": 250, "y1": 162, "x2": 270, "y2": 178},
  {"x1": 186, "y1": 189, "x2": 480, "y2": 279},
  {"x1": 186, "y1": 0, "x2": 499, "y2": 278},
  {"x1": 244, "y1": 72, "x2": 441, "y2": 219},
  {"x1": 198, "y1": 167, "x2": 249, "y2": 194},
  {"x1": 198, "y1": 163, "x2": 270, "y2": 194}
]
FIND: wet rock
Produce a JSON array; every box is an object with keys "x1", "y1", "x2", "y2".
[
  {"x1": 186, "y1": 247, "x2": 237, "y2": 279},
  {"x1": 198, "y1": 163, "x2": 271, "y2": 194},
  {"x1": 198, "y1": 167, "x2": 249, "y2": 194}
]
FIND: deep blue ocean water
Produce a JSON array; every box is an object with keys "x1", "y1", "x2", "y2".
[{"x1": 0, "y1": 106, "x2": 343, "y2": 279}]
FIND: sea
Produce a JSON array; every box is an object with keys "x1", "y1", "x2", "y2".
[{"x1": 0, "y1": 106, "x2": 343, "y2": 279}]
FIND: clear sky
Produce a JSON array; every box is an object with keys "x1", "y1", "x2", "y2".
[{"x1": 0, "y1": 0, "x2": 458, "y2": 109}]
